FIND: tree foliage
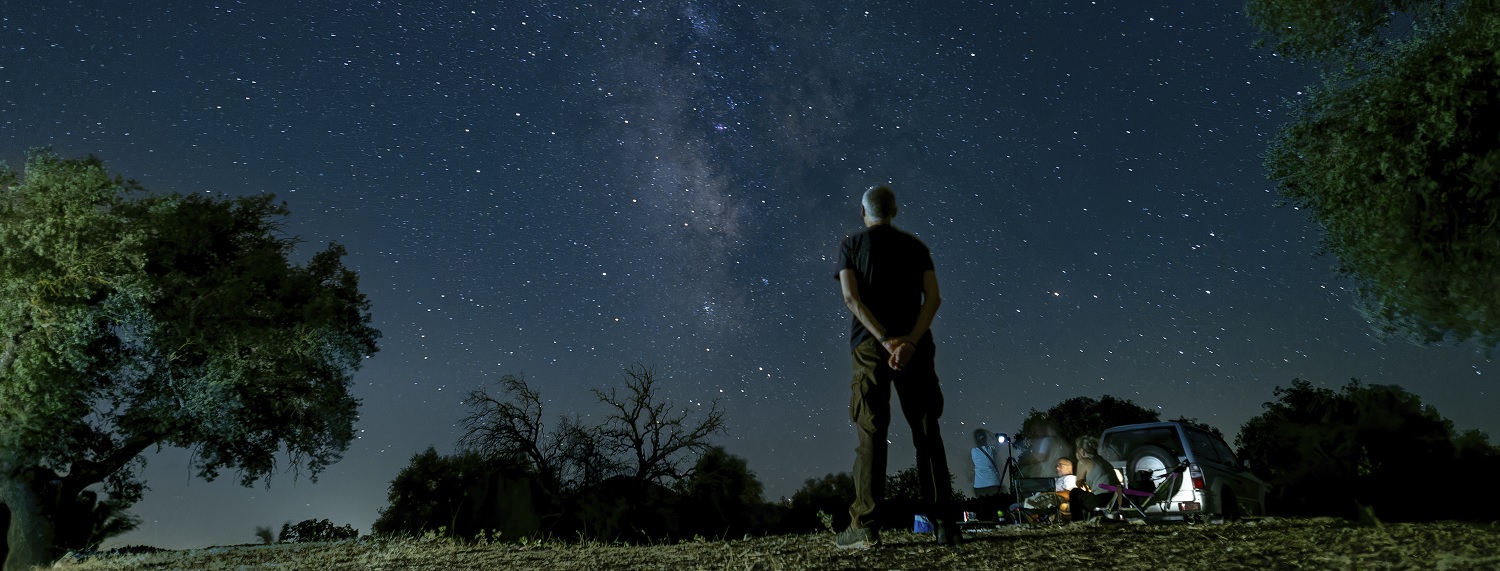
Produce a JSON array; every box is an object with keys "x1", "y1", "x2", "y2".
[
  {"x1": 0, "y1": 151, "x2": 378, "y2": 570},
  {"x1": 253, "y1": 526, "x2": 275, "y2": 546},
  {"x1": 1169, "y1": 416, "x2": 1226, "y2": 441},
  {"x1": 879, "y1": 466, "x2": 966, "y2": 530},
  {"x1": 1237, "y1": 379, "x2": 1500, "y2": 521},
  {"x1": 1245, "y1": 0, "x2": 1445, "y2": 64},
  {"x1": 371, "y1": 448, "x2": 550, "y2": 541},
  {"x1": 786, "y1": 473, "x2": 856, "y2": 534},
  {"x1": 1017, "y1": 395, "x2": 1162, "y2": 457},
  {"x1": 278, "y1": 519, "x2": 358, "y2": 544},
  {"x1": 1249, "y1": 0, "x2": 1500, "y2": 347},
  {"x1": 680, "y1": 446, "x2": 772, "y2": 539}
]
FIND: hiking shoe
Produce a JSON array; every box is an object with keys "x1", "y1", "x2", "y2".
[
  {"x1": 934, "y1": 521, "x2": 962, "y2": 547},
  {"x1": 835, "y1": 526, "x2": 880, "y2": 549}
]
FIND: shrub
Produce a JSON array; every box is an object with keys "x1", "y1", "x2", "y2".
[{"x1": 279, "y1": 519, "x2": 358, "y2": 543}]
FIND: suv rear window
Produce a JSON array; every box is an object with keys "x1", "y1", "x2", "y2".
[
  {"x1": 1102, "y1": 426, "x2": 1184, "y2": 460},
  {"x1": 1209, "y1": 434, "x2": 1241, "y2": 466}
]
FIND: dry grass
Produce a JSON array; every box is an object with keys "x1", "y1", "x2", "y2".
[{"x1": 59, "y1": 518, "x2": 1500, "y2": 571}]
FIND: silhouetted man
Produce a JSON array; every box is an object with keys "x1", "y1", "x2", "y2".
[{"x1": 833, "y1": 184, "x2": 959, "y2": 548}]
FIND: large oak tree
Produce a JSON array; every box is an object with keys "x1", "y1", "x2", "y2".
[
  {"x1": 1248, "y1": 0, "x2": 1500, "y2": 347},
  {"x1": 0, "y1": 152, "x2": 379, "y2": 570}
]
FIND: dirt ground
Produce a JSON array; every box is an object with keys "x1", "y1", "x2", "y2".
[{"x1": 58, "y1": 517, "x2": 1500, "y2": 571}]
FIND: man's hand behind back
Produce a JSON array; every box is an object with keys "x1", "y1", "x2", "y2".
[{"x1": 884, "y1": 338, "x2": 916, "y2": 371}]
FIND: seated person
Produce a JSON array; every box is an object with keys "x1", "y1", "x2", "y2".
[
  {"x1": 1069, "y1": 435, "x2": 1121, "y2": 521},
  {"x1": 1013, "y1": 458, "x2": 1077, "y2": 519}
]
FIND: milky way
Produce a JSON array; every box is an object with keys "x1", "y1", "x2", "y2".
[{"x1": 1, "y1": 1, "x2": 1493, "y2": 548}]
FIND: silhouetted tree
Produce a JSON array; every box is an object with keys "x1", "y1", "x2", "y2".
[
  {"x1": 372, "y1": 447, "x2": 550, "y2": 540},
  {"x1": 785, "y1": 473, "x2": 856, "y2": 534},
  {"x1": 593, "y1": 365, "x2": 726, "y2": 485},
  {"x1": 442, "y1": 366, "x2": 733, "y2": 543},
  {"x1": 1245, "y1": 0, "x2": 1448, "y2": 64},
  {"x1": 1170, "y1": 416, "x2": 1226, "y2": 441},
  {"x1": 460, "y1": 374, "x2": 565, "y2": 489},
  {"x1": 278, "y1": 519, "x2": 357, "y2": 543},
  {"x1": 680, "y1": 446, "x2": 772, "y2": 538},
  {"x1": 556, "y1": 416, "x2": 623, "y2": 491},
  {"x1": 1237, "y1": 379, "x2": 1495, "y2": 521},
  {"x1": 52, "y1": 491, "x2": 138, "y2": 554},
  {"x1": 0, "y1": 151, "x2": 378, "y2": 571},
  {"x1": 877, "y1": 466, "x2": 966, "y2": 530},
  {"x1": 1017, "y1": 395, "x2": 1160, "y2": 457},
  {"x1": 1248, "y1": 0, "x2": 1500, "y2": 347}
]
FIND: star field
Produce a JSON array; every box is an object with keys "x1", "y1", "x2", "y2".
[{"x1": 2, "y1": 0, "x2": 1494, "y2": 549}]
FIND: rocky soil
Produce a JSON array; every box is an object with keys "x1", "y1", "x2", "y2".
[{"x1": 59, "y1": 518, "x2": 1500, "y2": 571}]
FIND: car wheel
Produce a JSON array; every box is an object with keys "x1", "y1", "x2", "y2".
[
  {"x1": 1220, "y1": 488, "x2": 1241, "y2": 522},
  {"x1": 1128, "y1": 445, "x2": 1181, "y2": 497}
]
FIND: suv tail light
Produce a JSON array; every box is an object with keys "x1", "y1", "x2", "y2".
[{"x1": 1189, "y1": 464, "x2": 1205, "y2": 490}]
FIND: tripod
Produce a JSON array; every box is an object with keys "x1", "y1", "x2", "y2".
[{"x1": 993, "y1": 433, "x2": 1022, "y2": 522}]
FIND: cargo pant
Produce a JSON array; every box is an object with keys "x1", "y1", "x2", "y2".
[{"x1": 847, "y1": 337, "x2": 953, "y2": 529}]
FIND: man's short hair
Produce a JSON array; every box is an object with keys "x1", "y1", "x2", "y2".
[{"x1": 862, "y1": 184, "x2": 898, "y2": 221}]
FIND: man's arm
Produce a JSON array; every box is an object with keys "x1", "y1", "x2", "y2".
[
  {"x1": 839, "y1": 268, "x2": 889, "y2": 340},
  {"x1": 893, "y1": 269, "x2": 942, "y2": 345}
]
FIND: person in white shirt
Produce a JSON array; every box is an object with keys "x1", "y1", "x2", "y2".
[
  {"x1": 1021, "y1": 458, "x2": 1077, "y2": 515},
  {"x1": 971, "y1": 429, "x2": 1002, "y2": 496}
]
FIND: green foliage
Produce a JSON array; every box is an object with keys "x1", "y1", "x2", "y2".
[
  {"x1": 278, "y1": 518, "x2": 358, "y2": 543},
  {"x1": 1237, "y1": 379, "x2": 1499, "y2": 520},
  {"x1": 815, "y1": 510, "x2": 835, "y2": 534},
  {"x1": 1252, "y1": 0, "x2": 1500, "y2": 347},
  {"x1": 0, "y1": 150, "x2": 379, "y2": 569},
  {"x1": 1, "y1": 151, "x2": 144, "y2": 462}
]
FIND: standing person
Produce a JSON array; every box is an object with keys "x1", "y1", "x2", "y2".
[
  {"x1": 972, "y1": 429, "x2": 1002, "y2": 497},
  {"x1": 833, "y1": 184, "x2": 959, "y2": 549},
  {"x1": 972, "y1": 429, "x2": 1005, "y2": 521}
]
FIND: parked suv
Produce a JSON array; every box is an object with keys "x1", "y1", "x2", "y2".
[{"x1": 1097, "y1": 421, "x2": 1267, "y2": 522}]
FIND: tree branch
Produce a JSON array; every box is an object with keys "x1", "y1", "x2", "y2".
[{"x1": 63, "y1": 432, "x2": 160, "y2": 493}]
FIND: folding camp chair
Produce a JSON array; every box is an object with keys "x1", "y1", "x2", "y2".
[
  {"x1": 1011, "y1": 477, "x2": 1063, "y2": 525},
  {"x1": 1097, "y1": 460, "x2": 1188, "y2": 521}
]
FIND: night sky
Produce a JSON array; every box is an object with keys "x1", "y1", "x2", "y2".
[{"x1": 3, "y1": 1, "x2": 1495, "y2": 549}]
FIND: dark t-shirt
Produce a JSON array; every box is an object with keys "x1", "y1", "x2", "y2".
[{"x1": 835, "y1": 224, "x2": 936, "y2": 353}]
